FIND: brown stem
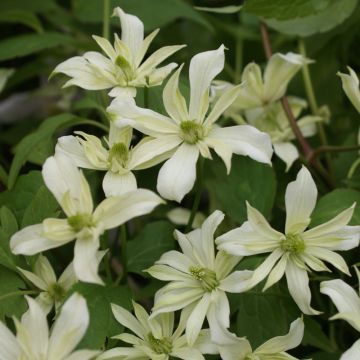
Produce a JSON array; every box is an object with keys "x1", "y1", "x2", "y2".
[{"x1": 309, "y1": 145, "x2": 360, "y2": 162}]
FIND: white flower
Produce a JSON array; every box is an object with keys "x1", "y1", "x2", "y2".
[
  {"x1": 108, "y1": 46, "x2": 273, "y2": 202},
  {"x1": 0, "y1": 293, "x2": 99, "y2": 360},
  {"x1": 56, "y1": 123, "x2": 169, "y2": 197},
  {"x1": 320, "y1": 275, "x2": 360, "y2": 360},
  {"x1": 51, "y1": 7, "x2": 185, "y2": 98},
  {"x1": 17, "y1": 254, "x2": 77, "y2": 314},
  {"x1": 219, "y1": 317, "x2": 304, "y2": 360},
  {"x1": 146, "y1": 211, "x2": 252, "y2": 345},
  {"x1": 167, "y1": 207, "x2": 205, "y2": 228},
  {"x1": 216, "y1": 166, "x2": 360, "y2": 315},
  {"x1": 338, "y1": 66, "x2": 360, "y2": 113},
  {"x1": 10, "y1": 153, "x2": 163, "y2": 284},
  {"x1": 99, "y1": 301, "x2": 218, "y2": 360}
]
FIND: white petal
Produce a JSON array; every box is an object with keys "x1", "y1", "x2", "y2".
[
  {"x1": 214, "y1": 250, "x2": 241, "y2": 279},
  {"x1": 338, "y1": 66, "x2": 360, "y2": 113},
  {"x1": 162, "y1": 65, "x2": 188, "y2": 123},
  {"x1": 114, "y1": 7, "x2": 144, "y2": 60},
  {"x1": 146, "y1": 264, "x2": 192, "y2": 282},
  {"x1": 218, "y1": 338, "x2": 252, "y2": 360},
  {"x1": 273, "y1": 142, "x2": 299, "y2": 172},
  {"x1": 65, "y1": 350, "x2": 101, "y2": 360},
  {"x1": 255, "y1": 317, "x2": 304, "y2": 354},
  {"x1": 285, "y1": 261, "x2": 320, "y2": 315},
  {"x1": 154, "y1": 250, "x2": 194, "y2": 273},
  {"x1": 94, "y1": 189, "x2": 163, "y2": 229},
  {"x1": 320, "y1": 279, "x2": 360, "y2": 332},
  {"x1": 17, "y1": 267, "x2": 48, "y2": 291},
  {"x1": 208, "y1": 125, "x2": 273, "y2": 165},
  {"x1": 0, "y1": 321, "x2": 20, "y2": 360},
  {"x1": 111, "y1": 303, "x2": 145, "y2": 339},
  {"x1": 58, "y1": 262, "x2": 77, "y2": 291},
  {"x1": 171, "y1": 347, "x2": 205, "y2": 360},
  {"x1": 42, "y1": 218, "x2": 76, "y2": 242},
  {"x1": 134, "y1": 28, "x2": 159, "y2": 67},
  {"x1": 167, "y1": 207, "x2": 205, "y2": 228},
  {"x1": 147, "y1": 62, "x2": 179, "y2": 86},
  {"x1": 11, "y1": 224, "x2": 73, "y2": 255},
  {"x1": 157, "y1": 143, "x2": 200, "y2": 202},
  {"x1": 219, "y1": 270, "x2": 253, "y2": 293},
  {"x1": 48, "y1": 293, "x2": 89, "y2": 359},
  {"x1": 74, "y1": 237, "x2": 102, "y2": 285},
  {"x1": 92, "y1": 35, "x2": 116, "y2": 61},
  {"x1": 189, "y1": 45, "x2": 225, "y2": 122},
  {"x1": 285, "y1": 166, "x2": 317, "y2": 234},
  {"x1": 264, "y1": 52, "x2": 311, "y2": 102},
  {"x1": 102, "y1": 171, "x2": 137, "y2": 197},
  {"x1": 34, "y1": 254, "x2": 57, "y2": 285},
  {"x1": 108, "y1": 86, "x2": 136, "y2": 98},
  {"x1": 340, "y1": 339, "x2": 360, "y2": 360},
  {"x1": 263, "y1": 254, "x2": 289, "y2": 291},
  {"x1": 186, "y1": 294, "x2": 211, "y2": 346},
  {"x1": 204, "y1": 136, "x2": 233, "y2": 174}
]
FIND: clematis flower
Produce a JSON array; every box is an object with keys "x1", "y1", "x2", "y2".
[
  {"x1": 321, "y1": 274, "x2": 360, "y2": 360},
  {"x1": 216, "y1": 166, "x2": 360, "y2": 315},
  {"x1": 0, "y1": 293, "x2": 99, "y2": 360},
  {"x1": 56, "y1": 123, "x2": 170, "y2": 197},
  {"x1": 10, "y1": 153, "x2": 163, "y2": 284},
  {"x1": 146, "y1": 211, "x2": 253, "y2": 345},
  {"x1": 219, "y1": 317, "x2": 304, "y2": 360},
  {"x1": 99, "y1": 301, "x2": 217, "y2": 360},
  {"x1": 18, "y1": 254, "x2": 77, "y2": 314},
  {"x1": 338, "y1": 67, "x2": 360, "y2": 113},
  {"x1": 51, "y1": 7, "x2": 185, "y2": 98},
  {"x1": 108, "y1": 45, "x2": 273, "y2": 202}
]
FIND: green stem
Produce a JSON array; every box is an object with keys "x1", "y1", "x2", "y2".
[
  {"x1": 298, "y1": 39, "x2": 335, "y2": 177},
  {"x1": 120, "y1": 224, "x2": 128, "y2": 284},
  {"x1": 185, "y1": 157, "x2": 204, "y2": 232},
  {"x1": 76, "y1": 119, "x2": 109, "y2": 132},
  {"x1": 234, "y1": 38, "x2": 243, "y2": 83},
  {"x1": 348, "y1": 157, "x2": 360, "y2": 179},
  {"x1": 0, "y1": 163, "x2": 8, "y2": 188},
  {"x1": 0, "y1": 290, "x2": 38, "y2": 301},
  {"x1": 102, "y1": 0, "x2": 111, "y2": 40}
]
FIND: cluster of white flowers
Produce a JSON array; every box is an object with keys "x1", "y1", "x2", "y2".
[{"x1": 2, "y1": 6, "x2": 360, "y2": 360}]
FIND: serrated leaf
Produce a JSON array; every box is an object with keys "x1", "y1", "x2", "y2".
[
  {"x1": 72, "y1": 0, "x2": 211, "y2": 31},
  {"x1": 310, "y1": 189, "x2": 360, "y2": 227},
  {"x1": 0, "y1": 32, "x2": 74, "y2": 61},
  {"x1": 69, "y1": 283, "x2": 132, "y2": 349},
  {"x1": 0, "y1": 10, "x2": 43, "y2": 33},
  {"x1": 21, "y1": 186, "x2": 59, "y2": 227},
  {"x1": 205, "y1": 157, "x2": 276, "y2": 224},
  {"x1": 127, "y1": 221, "x2": 175, "y2": 275}
]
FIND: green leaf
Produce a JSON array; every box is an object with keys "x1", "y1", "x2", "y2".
[
  {"x1": 127, "y1": 221, "x2": 175, "y2": 275},
  {"x1": 72, "y1": 0, "x2": 211, "y2": 31},
  {"x1": 69, "y1": 283, "x2": 132, "y2": 349},
  {"x1": 0, "y1": 32, "x2": 74, "y2": 61},
  {"x1": 0, "y1": 0, "x2": 57, "y2": 12},
  {"x1": 244, "y1": 0, "x2": 333, "y2": 20},
  {"x1": 264, "y1": 0, "x2": 358, "y2": 37},
  {"x1": 0, "y1": 207, "x2": 18, "y2": 236},
  {"x1": 0, "y1": 68, "x2": 15, "y2": 94},
  {"x1": 310, "y1": 189, "x2": 360, "y2": 227},
  {"x1": 21, "y1": 186, "x2": 59, "y2": 227},
  {"x1": 8, "y1": 113, "x2": 94, "y2": 189},
  {"x1": 0, "y1": 265, "x2": 27, "y2": 319},
  {"x1": 205, "y1": 157, "x2": 276, "y2": 224},
  {"x1": 0, "y1": 10, "x2": 43, "y2": 33},
  {"x1": 303, "y1": 317, "x2": 336, "y2": 352}
]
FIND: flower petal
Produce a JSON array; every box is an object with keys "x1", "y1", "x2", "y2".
[
  {"x1": 189, "y1": 45, "x2": 225, "y2": 122},
  {"x1": 219, "y1": 270, "x2": 253, "y2": 293},
  {"x1": 285, "y1": 166, "x2": 317, "y2": 234},
  {"x1": 102, "y1": 171, "x2": 137, "y2": 197},
  {"x1": 337, "y1": 66, "x2": 360, "y2": 113},
  {"x1": 48, "y1": 293, "x2": 89, "y2": 359},
  {"x1": 340, "y1": 339, "x2": 360, "y2": 360},
  {"x1": 65, "y1": 350, "x2": 101, "y2": 360},
  {"x1": 285, "y1": 261, "x2": 320, "y2": 315},
  {"x1": 171, "y1": 347, "x2": 205, "y2": 360},
  {"x1": 0, "y1": 321, "x2": 20, "y2": 360},
  {"x1": 94, "y1": 189, "x2": 163, "y2": 229},
  {"x1": 208, "y1": 125, "x2": 273, "y2": 164},
  {"x1": 273, "y1": 142, "x2": 299, "y2": 172},
  {"x1": 255, "y1": 317, "x2": 304, "y2": 354},
  {"x1": 42, "y1": 218, "x2": 76, "y2": 242},
  {"x1": 157, "y1": 143, "x2": 200, "y2": 202}
]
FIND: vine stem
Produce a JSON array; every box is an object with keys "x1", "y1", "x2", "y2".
[
  {"x1": 259, "y1": 23, "x2": 335, "y2": 188},
  {"x1": 102, "y1": 0, "x2": 111, "y2": 40},
  {"x1": 185, "y1": 157, "x2": 204, "y2": 232},
  {"x1": 0, "y1": 290, "x2": 39, "y2": 301}
]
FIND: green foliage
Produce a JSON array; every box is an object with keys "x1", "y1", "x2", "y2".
[
  {"x1": 127, "y1": 221, "x2": 175, "y2": 275},
  {"x1": 205, "y1": 157, "x2": 276, "y2": 224},
  {"x1": 0, "y1": 10, "x2": 43, "y2": 33}
]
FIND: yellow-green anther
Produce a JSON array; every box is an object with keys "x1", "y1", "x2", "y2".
[
  {"x1": 281, "y1": 233, "x2": 305, "y2": 254},
  {"x1": 115, "y1": 55, "x2": 133, "y2": 80},
  {"x1": 189, "y1": 266, "x2": 219, "y2": 291},
  {"x1": 148, "y1": 333, "x2": 173, "y2": 354},
  {"x1": 180, "y1": 120, "x2": 205, "y2": 144},
  {"x1": 48, "y1": 283, "x2": 66, "y2": 301},
  {"x1": 108, "y1": 142, "x2": 129, "y2": 169},
  {"x1": 67, "y1": 213, "x2": 95, "y2": 233}
]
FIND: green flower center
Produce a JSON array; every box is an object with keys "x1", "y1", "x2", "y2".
[
  {"x1": 48, "y1": 283, "x2": 66, "y2": 301},
  {"x1": 115, "y1": 55, "x2": 134, "y2": 81},
  {"x1": 180, "y1": 120, "x2": 205, "y2": 144},
  {"x1": 67, "y1": 213, "x2": 95, "y2": 233},
  {"x1": 189, "y1": 266, "x2": 219, "y2": 291},
  {"x1": 108, "y1": 142, "x2": 129, "y2": 169},
  {"x1": 280, "y1": 233, "x2": 305, "y2": 254},
  {"x1": 148, "y1": 333, "x2": 173, "y2": 355}
]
